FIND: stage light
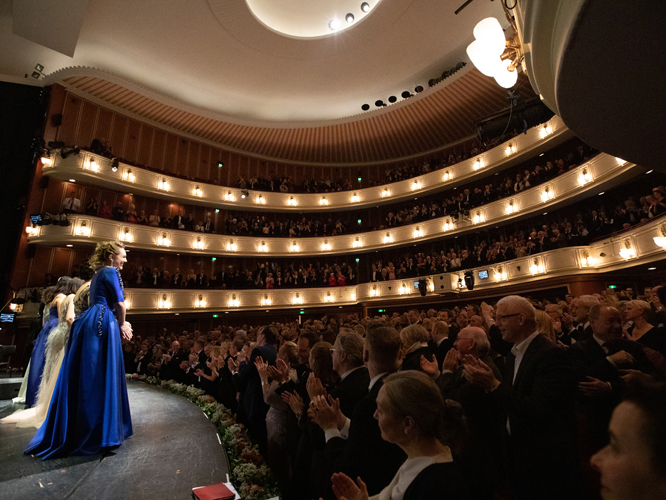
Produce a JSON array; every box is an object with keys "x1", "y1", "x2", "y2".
[
  {"x1": 351, "y1": 193, "x2": 360, "y2": 203},
  {"x1": 288, "y1": 196, "x2": 297, "y2": 206},
  {"x1": 504, "y1": 143, "x2": 516, "y2": 156},
  {"x1": 329, "y1": 19, "x2": 340, "y2": 30},
  {"x1": 227, "y1": 239, "x2": 237, "y2": 251},
  {"x1": 225, "y1": 191, "x2": 235, "y2": 202},
  {"x1": 382, "y1": 187, "x2": 391, "y2": 198},
  {"x1": 157, "y1": 232, "x2": 171, "y2": 247},
  {"x1": 474, "y1": 158, "x2": 484, "y2": 170},
  {"x1": 322, "y1": 240, "x2": 332, "y2": 251},
  {"x1": 195, "y1": 294, "x2": 207, "y2": 308},
  {"x1": 158, "y1": 178, "x2": 169, "y2": 191},
  {"x1": 193, "y1": 236, "x2": 204, "y2": 250},
  {"x1": 361, "y1": 2, "x2": 370, "y2": 12},
  {"x1": 442, "y1": 170, "x2": 452, "y2": 181},
  {"x1": 353, "y1": 237, "x2": 362, "y2": 248},
  {"x1": 346, "y1": 13, "x2": 354, "y2": 23},
  {"x1": 256, "y1": 194, "x2": 266, "y2": 205},
  {"x1": 539, "y1": 123, "x2": 553, "y2": 139},
  {"x1": 619, "y1": 240, "x2": 636, "y2": 260},
  {"x1": 290, "y1": 241, "x2": 300, "y2": 252},
  {"x1": 319, "y1": 196, "x2": 328, "y2": 206},
  {"x1": 193, "y1": 185, "x2": 203, "y2": 197},
  {"x1": 413, "y1": 226, "x2": 424, "y2": 238},
  {"x1": 411, "y1": 180, "x2": 422, "y2": 191},
  {"x1": 383, "y1": 232, "x2": 393, "y2": 244}
]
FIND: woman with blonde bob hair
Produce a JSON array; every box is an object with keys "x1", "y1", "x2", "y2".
[
  {"x1": 26, "y1": 241, "x2": 134, "y2": 459},
  {"x1": 330, "y1": 371, "x2": 469, "y2": 500}
]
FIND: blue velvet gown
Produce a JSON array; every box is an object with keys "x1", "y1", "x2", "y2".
[
  {"x1": 25, "y1": 305, "x2": 58, "y2": 408},
  {"x1": 26, "y1": 267, "x2": 133, "y2": 459}
]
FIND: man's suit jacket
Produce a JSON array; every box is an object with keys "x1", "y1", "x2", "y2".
[
  {"x1": 172, "y1": 215, "x2": 185, "y2": 229},
  {"x1": 401, "y1": 346, "x2": 433, "y2": 372},
  {"x1": 325, "y1": 374, "x2": 407, "y2": 496},
  {"x1": 490, "y1": 334, "x2": 579, "y2": 499},
  {"x1": 572, "y1": 323, "x2": 593, "y2": 342},
  {"x1": 171, "y1": 273, "x2": 182, "y2": 287},
  {"x1": 569, "y1": 337, "x2": 652, "y2": 452},
  {"x1": 239, "y1": 344, "x2": 277, "y2": 422},
  {"x1": 434, "y1": 338, "x2": 454, "y2": 368},
  {"x1": 204, "y1": 221, "x2": 215, "y2": 233}
]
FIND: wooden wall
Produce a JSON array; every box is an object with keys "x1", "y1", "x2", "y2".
[{"x1": 45, "y1": 85, "x2": 429, "y2": 188}]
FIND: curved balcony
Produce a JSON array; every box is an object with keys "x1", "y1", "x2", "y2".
[
  {"x1": 41, "y1": 117, "x2": 572, "y2": 212},
  {"x1": 114, "y1": 216, "x2": 666, "y2": 314},
  {"x1": 28, "y1": 154, "x2": 640, "y2": 257}
]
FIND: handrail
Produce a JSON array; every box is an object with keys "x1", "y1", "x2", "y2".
[
  {"x1": 28, "y1": 154, "x2": 639, "y2": 257},
  {"x1": 41, "y1": 117, "x2": 571, "y2": 212}
]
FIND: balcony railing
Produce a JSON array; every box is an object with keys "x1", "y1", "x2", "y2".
[
  {"x1": 41, "y1": 117, "x2": 571, "y2": 212},
  {"x1": 28, "y1": 154, "x2": 638, "y2": 256},
  {"x1": 108, "y1": 216, "x2": 666, "y2": 313}
]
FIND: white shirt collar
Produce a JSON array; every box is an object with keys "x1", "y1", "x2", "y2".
[
  {"x1": 378, "y1": 449, "x2": 453, "y2": 500},
  {"x1": 369, "y1": 371, "x2": 388, "y2": 390},
  {"x1": 511, "y1": 331, "x2": 540, "y2": 357},
  {"x1": 340, "y1": 365, "x2": 363, "y2": 381}
]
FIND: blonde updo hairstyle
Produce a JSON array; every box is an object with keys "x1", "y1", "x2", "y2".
[
  {"x1": 89, "y1": 241, "x2": 125, "y2": 271},
  {"x1": 382, "y1": 370, "x2": 466, "y2": 454}
]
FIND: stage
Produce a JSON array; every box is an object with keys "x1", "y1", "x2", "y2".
[{"x1": 0, "y1": 382, "x2": 230, "y2": 499}]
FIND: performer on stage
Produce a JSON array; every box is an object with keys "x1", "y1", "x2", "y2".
[
  {"x1": 2, "y1": 279, "x2": 83, "y2": 428},
  {"x1": 24, "y1": 280, "x2": 71, "y2": 407},
  {"x1": 26, "y1": 241, "x2": 133, "y2": 459}
]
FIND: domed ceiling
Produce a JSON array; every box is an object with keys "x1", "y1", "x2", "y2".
[{"x1": 0, "y1": 0, "x2": 536, "y2": 163}]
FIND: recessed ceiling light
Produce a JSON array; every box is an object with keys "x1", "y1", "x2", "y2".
[
  {"x1": 346, "y1": 13, "x2": 354, "y2": 23},
  {"x1": 543, "y1": 212, "x2": 548, "y2": 215},
  {"x1": 361, "y1": 2, "x2": 370, "y2": 12},
  {"x1": 539, "y1": 153, "x2": 544, "y2": 156},
  {"x1": 646, "y1": 170, "x2": 653, "y2": 174},
  {"x1": 649, "y1": 267, "x2": 657, "y2": 270},
  {"x1": 225, "y1": 311, "x2": 229, "y2": 314},
  {"x1": 329, "y1": 19, "x2": 340, "y2": 30},
  {"x1": 69, "y1": 179, "x2": 76, "y2": 182},
  {"x1": 66, "y1": 244, "x2": 73, "y2": 247},
  {"x1": 175, "y1": 313, "x2": 179, "y2": 315},
  {"x1": 598, "y1": 192, "x2": 605, "y2": 195}
]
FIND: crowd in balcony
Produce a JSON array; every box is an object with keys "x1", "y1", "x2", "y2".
[
  {"x1": 121, "y1": 286, "x2": 666, "y2": 500},
  {"x1": 113, "y1": 174, "x2": 666, "y2": 292}
]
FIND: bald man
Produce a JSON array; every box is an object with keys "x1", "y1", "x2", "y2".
[
  {"x1": 463, "y1": 295, "x2": 579, "y2": 500},
  {"x1": 423, "y1": 326, "x2": 503, "y2": 498}
]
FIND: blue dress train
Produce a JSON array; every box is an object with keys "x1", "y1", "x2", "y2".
[
  {"x1": 25, "y1": 305, "x2": 58, "y2": 408},
  {"x1": 26, "y1": 267, "x2": 133, "y2": 459}
]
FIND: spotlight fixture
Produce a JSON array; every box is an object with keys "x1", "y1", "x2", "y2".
[
  {"x1": 401, "y1": 91, "x2": 413, "y2": 99},
  {"x1": 442, "y1": 170, "x2": 453, "y2": 181},
  {"x1": 346, "y1": 13, "x2": 354, "y2": 23},
  {"x1": 60, "y1": 147, "x2": 80, "y2": 159},
  {"x1": 111, "y1": 158, "x2": 119, "y2": 172},
  {"x1": 388, "y1": 96, "x2": 397, "y2": 103},
  {"x1": 288, "y1": 196, "x2": 297, "y2": 206},
  {"x1": 224, "y1": 191, "x2": 235, "y2": 202},
  {"x1": 240, "y1": 189, "x2": 249, "y2": 199},
  {"x1": 361, "y1": 2, "x2": 370, "y2": 12},
  {"x1": 474, "y1": 157, "x2": 485, "y2": 170},
  {"x1": 415, "y1": 86, "x2": 424, "y2": 93},
  {"x1": 361, "y1": 104, "x2": 370, "y2": 111},
  {"x1": 375, "y1": 100, "x2": 385, "y2": 107},
  {"x1": 329, "y1": 19, "x2": 340, "y2": 30},
  {"x1": 351, "y1": 193, "x2": 360, "y2": 203}
]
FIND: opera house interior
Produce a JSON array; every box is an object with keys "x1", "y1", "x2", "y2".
[{"x1": 0, "y1": 1, "x2": 665, "y2": 499}]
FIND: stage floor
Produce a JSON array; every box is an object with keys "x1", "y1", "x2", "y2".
[{"x1": 0, "y1": 382, "x2": 230, "y2": 500}]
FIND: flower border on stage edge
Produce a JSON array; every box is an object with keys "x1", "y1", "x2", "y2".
[{"x1": 126, "y1": 373, "x2": 280, "y2": 500}]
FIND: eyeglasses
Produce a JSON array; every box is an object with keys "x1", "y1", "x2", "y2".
[{"x1": 496, "y1": 313, "x2": 521, "y2": 322}]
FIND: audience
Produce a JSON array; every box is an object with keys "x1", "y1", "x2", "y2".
[{"x1": 119, "y1": 286, "x2": 666, "y2": 500}]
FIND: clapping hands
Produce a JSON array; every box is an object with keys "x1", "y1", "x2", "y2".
[
  {"x1": 254, "y1": 356, "x2": 269, "y2": 383},
  {"x1": 330, "y1": 473, "x2": 369, "y2": 500}
]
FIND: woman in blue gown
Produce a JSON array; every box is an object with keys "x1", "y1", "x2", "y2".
[
  {"x1": 26, "y1": 241, "x2": 134, "y2": 459},
  {"x1": 25, "y1": 280, "x2": 72, "y2": 408}
]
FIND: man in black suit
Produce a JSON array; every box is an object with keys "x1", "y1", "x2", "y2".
[
  {"x1": 172, "y1": 209, "x2": 185, "y2": 229},
  {"x1": 191, "y1": 339, "x2": 207, "y2": 367},
  {"x1": 572, "y1": 294, "x2": 600, "y2": 342},
  {"x1": 430, "y1": 321, "x2": 453, "y2": 368},
  {"x1": 569, "y1": 304, "x2": 653, "y2": 453},
  {"x1": 203, "y1": 217, "x2": 215, "y2": 233},
  {"x1": 313, "y1": 322, "x2": 406, "y2": 496},
  {"x1": 171, "y1": 268, "x2": 183, "y2": 288},
  {"x1": 234, "y1": 325, "x2": 278, "y2": 452},
  {"x1": 195, "y1": 270, "x2": 207, "y2": 288},
  {"x1": 464, "y1": 295, "x2": 579, "y2": 500},
  {"x1": 425, "y1": 326, "x2": 503, "y2": 498}
]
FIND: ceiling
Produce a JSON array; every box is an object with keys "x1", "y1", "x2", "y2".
[{"x1": 0, "y1": 0, "x2": 537, "y2": 163}]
